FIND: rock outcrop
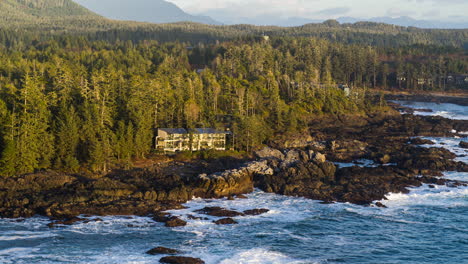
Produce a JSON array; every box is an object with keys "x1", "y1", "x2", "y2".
[
  {"x1": 192, "y1": 160, "x2": 272, "y2": 199},
  {"x1": 460, "y1": 141, "x2": 468, "y2": 149},
  {"x1": 159, "y1": 256, "x2": 205, "y2": 264},
  {"x1": 194, "y1": 207, "x2": 244, "y2": 217},
  {"x1": 243, "y1": 209, "x2": 269, "y2": 216},
  {"x1": 213, "y1": 218, "x2": 238, "y2": 225},
  {"x1": 147, "y1": 247, "x2": 179, "y2": 255}
]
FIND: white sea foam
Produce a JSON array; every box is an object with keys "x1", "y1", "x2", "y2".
[
  {"x1": 0, "y1": 247, "x2": 38, "y2": 256},
  {"x1": 443, "y1": 171, "x2": 468, "y2": 181},
  {"x1": 0, "y1": 233, "x2": 56, "y2": 241},
  {"x1": 414, "y1": 136, "x2": 468, "y2": 163},
  {"x1": 167, "y1": 190, "x2": 321, "y2": 225},
  {"x1": 334, "y1": 159, "x2": 397, "y2": 168},
  {"x1": 334, "y1": 159, "x2": 378, "y2": 168},
  {"x1": 391, "y1": 101, "x2": 468, "y2": 120},
  {"x1": 219, "y1": 249, "x2": 316, "y2": 264},
  {"x1": 380, "y1": 184, "x2": 468, "y2": 208},
  {"x1": 67, "y1": 216, "x2": 156, "y2": 235}
]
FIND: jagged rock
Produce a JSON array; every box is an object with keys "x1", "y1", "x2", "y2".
[
  {"x1": 243, "y1": 209, "x2": 269, "y2": 216},
  {"x1": 313, "y1": 153, "x2": 326, "y2": 163},
  {"x1": 165, "y1": 217, "x2": 187, "y2": 227},
  {"x1": 254, "y1": 157, "x2": 337, "y2": 201},
  {"x1": 187, "y1": 215, "x2": 208, "y2": 220},
  {"x1": 375, "y1": 202, "x2": 387, "y2": 208},
  {"x1": 194, "y1": 207, "x2": 244, "y2": 217},
  {"x1": 459, "y1": 141, "x2": 468, "y2": 149},
  {"x1": 153, "y1": 212, "x2": 171, "y2": 223},
  {"x1": 410, "y1": 138, "x2": 435, "y2": 145},
  {"x1": 82, "y1": 218, "x2": 103, "y2": 224},
  {"x1": 213, "y1": 218, "x2": 238, "y2": 225},
  {"x1": 47, "y1": 217, "x2": 84, "y2": 228},
  {"x1": 255, "y1": 147, "x2": 285, "y2": 160},
  {"x1": 159, "y1": 256, "x2": 205, "y2": 264},
  {"x1": 280, "y1": 150, "x2": 301, "y2": 168},
  {"x1": 193, "y1": 160, "x2": 273, "y2": 199},
  {"x1": 328, "y1": 141, "x2": 337, "y2": 151},
  {"x1": 379, "y1": 154, "x2": 391, "y2": 164},
  {"x1": 147, "y1": 247, "x2": 179, "y2": 255}
]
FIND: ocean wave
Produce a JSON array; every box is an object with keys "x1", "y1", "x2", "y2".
[
  {"x1": 381, "y1": 184, "x2": 468, "y2": 208},
  {"x1": 0, "y1": 232, "x2": 56, "y2": 241},
  {"x1": 416, "y1": 136, "x2": 468, "y2": 163},
  {"x1": 219, "y1": 249, "x2": 316, "y2": 264},
  {"x1": 167, "y1": 191, "x2": 321, "y2": 225},
  {"x1": 0, "y1": 247, "x2": 38, "y2": 256},
  {"x1": 392, "y1": 101, "x2": 468, "y2": 120}
]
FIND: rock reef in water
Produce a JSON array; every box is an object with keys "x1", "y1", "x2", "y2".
[
  {"x1": 460, "y1": 141, "x2": 468, "y2": 149},
  {"x1": 146, "y1": 247, "x2": 179, "y2": 255},
  {"x1": 159, "y1": 256, "x2": 205, "y2": 264}
]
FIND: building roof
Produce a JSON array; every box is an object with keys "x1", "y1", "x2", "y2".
[
  {"x1": 158, "y1": 128, "x2": 188, "y2": 134},
  {"x1": 158, "y1": 128, "x2": 232, "y2": 135}
]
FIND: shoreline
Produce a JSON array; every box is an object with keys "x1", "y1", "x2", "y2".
[
  {"x1": 1, "y1": 103, "x2": 467, "y2": 264},
  {"x1": 1, "y1": 107, "x2": 467, "y2": 222},
  {"x1": 380, "y1": 90, "x2": 468, "y2": 106}
]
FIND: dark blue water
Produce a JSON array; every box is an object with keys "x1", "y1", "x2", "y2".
[{"x1": 1, "y1": 102, "x2": 467, "y2": 264}]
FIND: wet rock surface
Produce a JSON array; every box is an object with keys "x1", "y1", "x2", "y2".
[
  {"x1": 159, "y1": 256, "x2": 205, "y2": 264},
  {"x1": 147, "y1": 247, "x2": 179, "y2": 255},
  {"x1": 0, "y1": 156, "x2": 249, "y2": 219},
  {"x1": 384, "y1": 94, "x2": 468, "y2": 106},
  {"x1": 213, "y1": 218, "x2": 238, "y2": 225},
  {"x1": 164, "y1": 217, "x2": 187, "y2": 227},
  {"x1": 258, "y1": 111, "x2": 467, "y2": 205},
  {"x1": 194, "y1": 207, "x2": 244, "y2": 217},
  {"x1": 243, "y1": 209, "x2": 269, "y2": 216},
  {"x1": 460, "y1": 141, "x2": 468, "y2": 149},
  {"x1": 410, "y1": 138, "x2": 435, "y2": 145}
]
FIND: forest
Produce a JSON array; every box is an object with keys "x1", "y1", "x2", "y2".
[
  {"x1": 0, "y1": 35, "x2": 466, "y2": 177},
  {"x1": 0, "y1": 0, "x2": 466, "y2": 177},
  {"x1": 1, "y1": 0, "x2": 468, "y2": 49}
]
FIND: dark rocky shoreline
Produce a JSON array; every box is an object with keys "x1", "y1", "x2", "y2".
[
  {"x1": 384, "y1": 93, "x2": 468, "y2": 106},
  {"x1": 0, "y1": 108, "x2": 467, "y2": 221},
  {"x1": 1, "y1": 103, "x2": 467, "y2": 263}
]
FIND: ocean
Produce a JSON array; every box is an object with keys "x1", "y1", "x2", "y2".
[{"x1": 1, "y1": 101, "x2": 467, "y2": 264}]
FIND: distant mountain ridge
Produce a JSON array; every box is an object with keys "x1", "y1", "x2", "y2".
[
  {"x1": 337, "y1": 16, "x2": 467, "y2": 29},
  {"x1": 0, "y1": 0, "x2": 100, "y2": 19},
  {"x1": 74, "y1": 0, "x2": 221, "y2": 25},
  {"x1": 0, "y1": 0, "x2": 466, "y2": 50},
  {"x1": 198, "y1": 9, "x2": 467, "y2": 29},
  {"x1": 0, "y1": 0, "x2": 102, "y2": 26}
]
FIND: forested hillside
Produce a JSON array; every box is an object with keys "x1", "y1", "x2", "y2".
[
  {"x1": 0, "y1": 35, "x2": 466, "y2": 176},
  {"x1": 0, "y1": 38, "x2": 384, "y2": 175},
  {"x1": 0, "y1": 0, "x2": 466, "y2": 177},
  {"x1": 0, "y1": 0, "x2": 101, "y2": 23},
  {"x1": 0, "y1": 1, "x2": 466, "y2": 49}
]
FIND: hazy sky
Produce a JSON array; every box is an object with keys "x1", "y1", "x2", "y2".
[{"x1": 167, "y1": 0, "x2": 468, "y2": 22}]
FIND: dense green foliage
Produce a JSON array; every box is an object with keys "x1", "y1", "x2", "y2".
[
  {"x1": 0, "y1": 0, "x2": 466, "y2": 177},
  {"x1": 0, "y1": 38, "x2": 385, "y2": 175}
]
